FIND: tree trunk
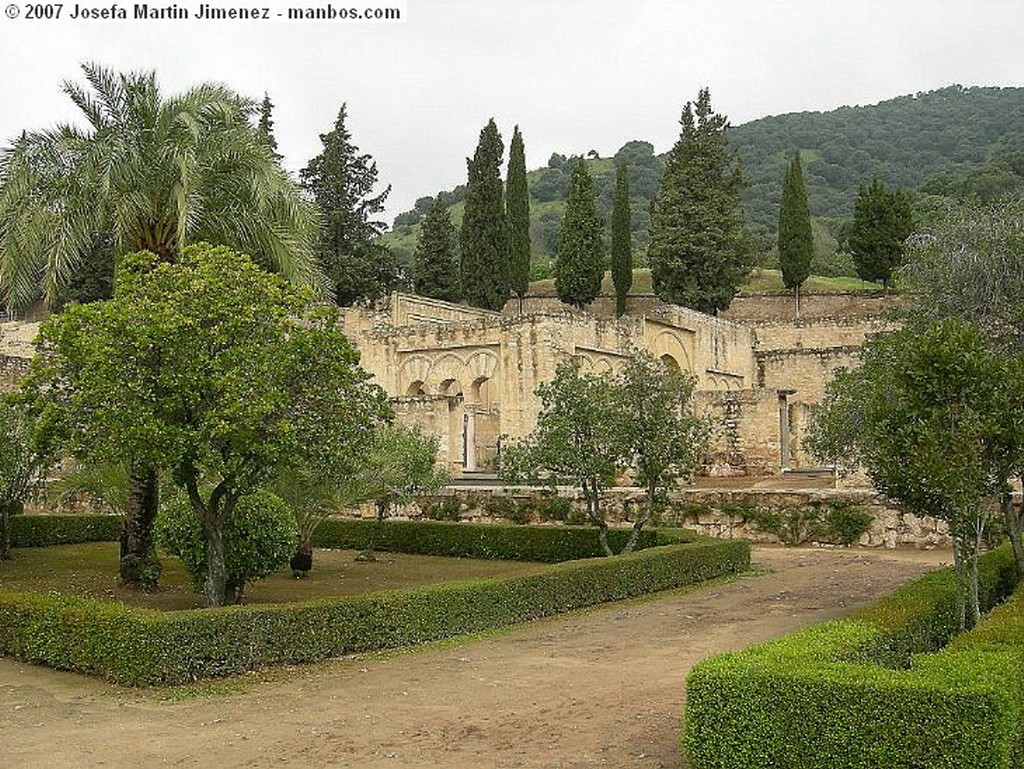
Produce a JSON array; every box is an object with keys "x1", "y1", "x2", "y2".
[
  {"x1": 951, "y1": 533, "x2": 968, "y2": 633},
  {"x1": 120, "y1": 466, "x2": 161, "y2": 590},
  {"x1": 0, "y1": 501, "x2": 10, "y2": 561},
  {"x1": 581, "y1": 479, "x2": 613, "y2": 557},
  {"x1": 621, "y1": 480, "x2": 657, "y2": 555},
  {"x1": 202, "y1": 513, "x2": 228, "y2": 608},
  {"x1": 1006, "y1": 484, "x2": 1024, "y2": 579}
]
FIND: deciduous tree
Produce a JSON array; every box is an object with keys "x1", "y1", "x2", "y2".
[{"x1": 648, "y1": 88, "x2": 749, "y2": 314}]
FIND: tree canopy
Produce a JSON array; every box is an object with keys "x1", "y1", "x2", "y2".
[
  {"x1": 0, "y1": 63, "x2": 327, "y2": 310},
  {"x1": 554, "y1": 159, "x2": 604, "y2": 309},
  {"x1": 777, "y1": 152, "x2": 813, "y2": 292},
  {"x1": 460, "y1": 118, "x2": 508, "y2": 311},
  {"x1": 507, "y1": 126, "x2": 531, "y2": 308},
  {"x1": 26, "y1": 244, "x2": 390, "y2": 605},
  {"x1": 412, "y1": 195, "x2": 461, "y2": 303},
  {"x1": 610, "y1": 160, "x2": 633, "y2": 316},
  {"x1": 648, "y1": 88, "x2": 749, "y2": 314},
  {"x1": 849, "y1": 178, "x2": 913, "y2": 287},
  {"x1": 301, "y1": 103, "x2": 399, "y2": 305}
]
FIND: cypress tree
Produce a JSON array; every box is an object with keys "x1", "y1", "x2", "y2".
[
  {"x1": 506, "y1": 125, "x2": 531, "y2": 312},
  {"x1": 555, "y1": 159, "x2": 604, "y2": 309},
  {"x1": 412, "y1": 195, "x2": 461, "y2": 303},
  {"x1": 257, "y1": 93, "x2": 282, "y2": 162},
  {"x1": 777, "y1": 152, "x2": 813, "y2": 302},
  {"x1": 610, "y1": 160, "x2": 633, "y2": 316},
  {"x1": 648, "y1": 88, "x2": 748, "y2": 314},
  {"x1": 849, "y1": 178, "x2": 914, "y2": 289},
  {"x1": 460, "y1": 119, "x2": 509, "y2": 311}
]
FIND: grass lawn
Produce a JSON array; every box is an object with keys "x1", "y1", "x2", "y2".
[{"x1": 0, "y1": 542, "x2": 550, "y2": 611}]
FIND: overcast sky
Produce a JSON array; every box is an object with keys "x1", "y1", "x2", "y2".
[{"x1": 1, "y1": 0, "x2": 1021, "y2": 224}]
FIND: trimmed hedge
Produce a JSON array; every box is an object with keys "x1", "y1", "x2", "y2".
[
  {"x1": 0, "y1": 537, "x2": 749, "y2": 685},
  {"x1": 312, "y1": 518, "x2": 697, "y2": 562},
  {"x1": 8, "y1": 514, "x2": 121, "y2": 548},
  {"x1": 684, "y1": 548, "x2": 1023, "y2": 769}
]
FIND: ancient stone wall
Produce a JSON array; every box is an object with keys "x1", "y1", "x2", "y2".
[{"x1": 722, "y1": 290, "x2": 908, "y2": 323}]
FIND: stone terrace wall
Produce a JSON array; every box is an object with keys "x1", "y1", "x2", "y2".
[{"x1": 722, "y1": 290, "x2": 909, "y2": 323}]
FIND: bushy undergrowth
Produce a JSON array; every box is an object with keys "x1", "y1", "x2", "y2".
[
  {"x1": 721, "y1": 500, "x2": 873, "y2": 546},
  {"x1": 684, "y1": 547, "x2": 1023, "y2": 769},
  {"x1": 0, "y1": 536, "x2": 749, "y2": 685}
]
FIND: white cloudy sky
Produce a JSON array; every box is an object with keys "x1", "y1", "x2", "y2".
[{"x1": 1, "y1": 0, "x2": 1021, "y2": 224}]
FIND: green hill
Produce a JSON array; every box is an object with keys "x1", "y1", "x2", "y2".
[{"x1": 382, "y1": 85, "x2": 1024, "y2": 273}]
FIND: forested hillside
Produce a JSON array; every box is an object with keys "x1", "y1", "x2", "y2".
[{"x1": 381, "y1": 85, "x2": 1024, "y2": 270}]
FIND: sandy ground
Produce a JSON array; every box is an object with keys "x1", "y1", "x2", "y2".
[{"x1": 0, "y1": 545, "x2": 951, "y2": 769}]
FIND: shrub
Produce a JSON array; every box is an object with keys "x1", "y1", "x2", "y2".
[
  {"x1": 155, "y1": 491, "x2": 297, "y2": 603},
  {"x1": 311, "y1": 518, "x2": 696, "y2": 563},
  {"x1": 684, "y1": 547, "x2": 1022, "y2": 769},
  {"x1": 0, "y1": 537, "x2": 750, "y2": 685},
  {"x1": 8, "y1": 514, "x2": 121, "y2": 547},
  {"x1": 817, "y1": 499, "x2": 873, "y2": 546},
  {"x1": 420, "y1": 496, "x2": 462, "y2": 521}
]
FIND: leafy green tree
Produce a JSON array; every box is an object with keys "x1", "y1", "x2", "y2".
[
  {"x1": 777, "y1": 152, "x2": 814, "y2": 301},
  {"x1": 301, "y1": 103, "x2": 400, "y2": 305},
  {"x1": 257, "y1": 92, "x2": 283, "y2": 162},
  {"x1": 156, "y1": 490, "x2": 296, "y2": 604},
  {"x1": 901, "y1": 198, "x2": 1024, "y2": 574},
  {"x1": 26, "y1": 244, "x2": 390, "y2": 606},
  {"x1": 0, "y1": 63, "x2": 326, "y2": 309},
  {"x1": 807, "y1": 319, "x2": 1011, "y2": 629},
  {"x1": 460, "y1": 118, "x2": 508, "y2": 311},
  {"x1": 342, "y1": 424, "x2": 448, "y2": 559},
  {"x1": 412, "y1": 195, "x2": 460, "y2": 303},
  {"x1": 848, "y1": 178, "x2": 913, "y2": 288},
  {"x1": 648, "y1": 88, "x2": 748, "y2": 314},
  {"x1": 555, "y1": 160, "x2": 604, "y2": 309},
  {"x1": 500, "y1": 360, "x2": 625, "y2": 556},
  {"x1": 610, "y1": 160, "x2": 633, "y2": 316},
  {"x1": 615, "y1": 351, "x2": 710, "y2": 552},
  {"x1": 0, "y1": 64, "x2": 326, "y2": 588},
  {"x1": 507, "y1": 126, "x2": 531, "y2": 312},
  {"x1": 0, "y1": 396, "x2": 48, "y2": 560}
]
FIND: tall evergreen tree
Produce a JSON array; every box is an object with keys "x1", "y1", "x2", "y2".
[
  {"x1": 849, "y1": 178, "x2": 913, "y2": 289},
  {"x1": 412, "y1": 195, "x2": 460, "y2": 303},
  {"x1": 460, "y1": 119, "x2": 508, "y2": 311},
  {"x1": 506, "y1": 125, "x2": 531, "y2": 312},
  {"x1": 777, "y1": 152, "x2": 813, "y2": 300},
  {"x1": 610, "y1": 160, "x2": 633, "y2": 316},
  {"x1": 301, "y1": 104, "x2": 400, "y2": 305},
  {"x1": 647, "y1": 88, "x2": 748, "y2": 314},
  {"x1": 555, "y1": 159, "x2": 604, "y2": 309},
  {"x1": 257, "y1": 93, "x2": 282, "y2": 162}
]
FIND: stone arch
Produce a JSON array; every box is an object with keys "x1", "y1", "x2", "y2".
[
  {"x1": 428, "y1": 353, "x2": 466, "y2": 393},
  {"x1": 660, "y1": 353, "x2": 681, "y2": 373},
  {"x1": 406, "y1": 380, "x2": 428, "y2": 396},
  {"x1": 398, "y1": 355, "x2": 432, "y2": 396},
  {"x1": 648, "y1": 330, "x2": 693, "y2": 373},
  {"x1": 438, "y1": 377, "x2": 464, "y2": 397},
  {"x1": 592, "y1": 356, "x2": 613, "y2": 375}
]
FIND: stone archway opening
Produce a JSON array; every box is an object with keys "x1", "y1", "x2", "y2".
[
  {"x1": 660, "y1": 353, "x2": 681, "y2": 374},
  {"x1": 406, "y1": 380, "x2": 428, "y2": 396},
  {"x1": 438, "y1": 378, "x2": 464, "y2": 398}
]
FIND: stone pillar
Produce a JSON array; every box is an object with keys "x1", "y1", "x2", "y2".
[
  {"x1": 778, "y1": 389, "x2": 796, "y2": 470},
  {"x1": 464, "y1": 409, "x2": 477, "y2": 471}
]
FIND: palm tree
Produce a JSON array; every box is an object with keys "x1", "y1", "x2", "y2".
[
  {"x1": 0, "y1": 63, "x2": 328, "y2": 308},
  {"x1": 0, "y1": 63, "x2": 329, "y2": 588}
]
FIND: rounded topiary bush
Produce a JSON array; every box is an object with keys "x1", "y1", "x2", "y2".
[{"x1": 156, "y1": 490, "x2": 297, "y2": 602}]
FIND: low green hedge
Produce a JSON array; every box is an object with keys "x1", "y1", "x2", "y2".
[
  {"x1": 0, "y1": 537, "x2": 749, "y2": 685},
  {"x1": 684, "y1": 548, "x2": 1023, "y2": 769},
  {"x1": 8, "y1": 514, "x2": 122, "y2": 548},
  {"x1": 312, "y1": 518, "x2": 697, "y2": 562}
]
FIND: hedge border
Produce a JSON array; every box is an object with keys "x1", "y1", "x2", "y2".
[
  {"x1": 7, "y1": 514, "x2": 122, "y2": 548},
  {"x1": 0, "y1": 537, "x2": 749, "y2": 686},
  {"x1": 684, "y1": 548, "x2": 1023, "y2": 769}
]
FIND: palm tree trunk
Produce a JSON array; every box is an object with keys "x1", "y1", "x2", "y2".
[{"x1": 120, "y1": 466, "x2": 161, "y2": 590}]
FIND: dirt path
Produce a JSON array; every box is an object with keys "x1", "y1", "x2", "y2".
[{"x1": 1, "y1": 546, "x2": 950, "y2": 768}]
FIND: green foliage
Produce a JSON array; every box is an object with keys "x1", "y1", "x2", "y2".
[
  {"x1": 684, "y1": 549, "x2": 1022, "y2": 769},
  {"x1": 300, "y1": 103, "x2": 399, "y2": 305},
  {"x1": 420, "y1": 495, "x2": 463, "y2": 521},
  {"x1": 256, "y1": 92, "x2": 282, "y2": 162},
  {"x1": 610, "y1": 160, "x2": 633, "y2": 315},
  {"x1": 411, "y1": 195, "x2": 461, "y2": 303},
  {"x1": 460, "y1": 119, "x2": 509, "y2": 311},
  {"x1": 849, "y1": 178, "x2": 913, "y2": 287},
  {"x1": 47, "y1": 460, "x2": 130, "y2": 518},
  {"x1": 0, "y1": 396, "x2": 48, "y2": 558},
  {"x1": 554, "y1": 159, "x2": 605, "y2": 308},
  {"x1": 506, "y1": 126, "x2": 531, "y2": 303},
  {"x1": 737, "y1": 500, "x2": 873, "y2": 546},
  {"x1": 157, "y1": 491, "x2": 296, "y2": 604},
  {"x1": 0, "y1": 62, "x2": 326, "y2": 309},
  {"x1": 7, "y1": 514, "x2": 121, "y2": 548},
  {"x1": 648, "y1": 88, "x2": 749, "y2": 314},
  {"x1": 25, "y1": 244, "x2": 390, "y2": 605},
  {"x1": 0, "y1": 536, "x2": 746, "y2": 685},
  {"x1": 777, "y1": 153, "x2": 813, "y2": 291}
]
